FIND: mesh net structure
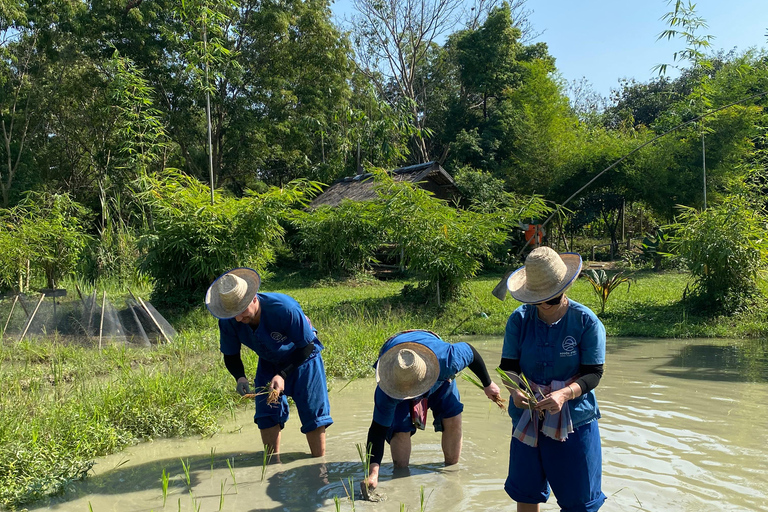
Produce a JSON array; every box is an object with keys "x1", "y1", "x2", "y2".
[{"x1": 0, "y1": 290, "x2": 176, "y2": 346}]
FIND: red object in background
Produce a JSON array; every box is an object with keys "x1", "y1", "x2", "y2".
[{"x1": 524, "y1": 224, "x2": 545, "y2": 247}]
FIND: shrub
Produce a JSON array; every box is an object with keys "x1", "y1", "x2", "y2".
[
  {"x1": 0, "y1": 192, "x2": 92, "y2": 291},
  {"x1": 291, "y1": 200, "x2": 384, "y2": 274},
  {"x1": 668, "y1": 197, "x2": 768, "y2": 314},
  {"x1": 375, "y1": 172, "x2": 507, "y2": 303},
  {"x1": 136, "y1": 170, "x2": 321, "y2": 300}
]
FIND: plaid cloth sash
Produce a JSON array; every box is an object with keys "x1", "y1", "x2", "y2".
[
  {"x1": 512, "y1": 379, "x2": 574, "y2": 447},
  {"x1": 410, "y1": 397, "x2": 429, "y2": 430}
]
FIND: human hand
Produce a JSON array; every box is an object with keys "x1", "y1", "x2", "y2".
[
  {"x1": 366, "y1": 463, "x2": 380, "y2": 489},
  {"x1": 484, "y1": 381, "x2": 502, "y2": 402},
  {"x1": 236, "y1": 377, "x2": 252, "y2": 396},
  {"x1": 270, "y1": 374, "x2": 285, "y2": 395},
  {"x1": 510, "y1": 388, "x2": 531, "y2": 409},
  {"x1": 535, "y1": 388, "x2": 569, "y2": 414}
]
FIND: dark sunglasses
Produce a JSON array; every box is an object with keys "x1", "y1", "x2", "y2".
[{"x1": 534, "y1": 295, "x2": 562, "y2": 306}]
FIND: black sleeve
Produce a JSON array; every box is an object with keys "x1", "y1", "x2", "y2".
[
  {"x1": 499, "y1": 358, "x2": 521, "y2": 373},
  {"x1": 466, "y1": 344, "x2": 492, "y2": 387},
  {"x1": 277, "y1": 342, "x2": 315, "y2": 379},
  {"x1": 574, "y1": 364, "x2": 604, "y2": 394},
  {"x1": 366, "y1": 420, "x2": 389, "y2": 465},
  {"x1": 223, "y1": 353, "x2": 246, "y2": 381}
]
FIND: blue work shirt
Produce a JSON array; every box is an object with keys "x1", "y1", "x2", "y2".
[
  {"x1": 372, "y1": 330, "x2": 474, "y2": 426},
  {"x1": 219, "y1": 292, "x2": 321, "y2": 366},
  {"x1": 502, "y1": 299, "x2": 605, "y2": 429}
]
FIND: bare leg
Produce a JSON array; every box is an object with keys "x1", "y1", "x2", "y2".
[
  {"x1": 441, "y1": 414, "x2": 463, "y2": 465},
  {"x1": 390, "y1": 432, "x2": 412, "y2": 468},
  {"x1": 517, "y1": 503, "x2": 540, "y2": 512},
  {"x1": 260, "y1": 425, "x2": 281, "y2": 459},
  {"x1": 305, "y1": 426, "x2": 326, "y2": 457}
]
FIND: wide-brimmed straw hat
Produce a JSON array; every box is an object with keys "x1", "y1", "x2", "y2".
[
  {"x1": 376, "y1": 342, "x2": 440, "y2": 400},
  {"x1": 506, "y1": 247, "x2": 582, "y2": 304},
  {"x1": 205, "y1": 268, "x2": 261, "y2": 319}
]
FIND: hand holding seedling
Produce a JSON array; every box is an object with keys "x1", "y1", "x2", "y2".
[
  {"x1": 366, "y1": 463, "x2": 380, "y2": 490},
  {"x1": 484, "y1": 381, "x2": 502, "y2": 403},
  {"x1": 270, "y1": 375, "x2": 285, "y2": 396},
  {"x1": 535, "y1": 388, "x2": 569, "y2": 414}
]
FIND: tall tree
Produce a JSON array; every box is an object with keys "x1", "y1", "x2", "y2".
[{"x1": 349, "y1": 0, "x2": 464, "y2": 163}]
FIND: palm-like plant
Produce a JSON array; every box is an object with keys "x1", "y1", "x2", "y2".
[{"x1": 584, "y1": 269, "x2": 633, "y2": 314}]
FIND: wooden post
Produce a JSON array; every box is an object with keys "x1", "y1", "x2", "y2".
[
  {"x1": 18, "y1": 293, "x2": 45, "y2": 343},
  {"x1": 1, "y1": 295, "x2": 19, "y2": 343},
  {"x1": 98, "y1": 291, "x2": 106, "y2": 350},
  {"x1": 137, "y1": 296, "x2": 171, "y2": 344}
]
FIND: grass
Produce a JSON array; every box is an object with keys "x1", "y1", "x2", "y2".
[{"x1": 1, "y1": 268, "x2": 767, "y2": 508}]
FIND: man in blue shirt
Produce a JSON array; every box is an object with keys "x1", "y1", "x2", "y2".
[
  {"x1": 363, "y1": 330, "x2": 501, "y2": 491},
  {"x1": 206, "y1": 268, "x2": 332, "y2": 457}
]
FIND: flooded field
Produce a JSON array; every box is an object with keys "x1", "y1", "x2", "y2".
[{"x1": 31, "y1": 337, "x2": 768, "y2": 511}]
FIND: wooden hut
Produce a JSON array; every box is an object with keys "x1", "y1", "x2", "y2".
[{"x1": 308, "y1": 161, "x2": 460, "y2": 208}]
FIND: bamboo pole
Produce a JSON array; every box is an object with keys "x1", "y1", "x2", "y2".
[
  {"x1": 1, "y1": 295, "x2": 19, "y2": 343},
  {"x1": 137, "y1": 296, "x2": 171, "y2": 344},
  {"x1": 98, "y1": 291, "x2": 106, "y2": 350},
  {"x1": 18, "y1": 293, "x2": 45, "y2": 343}
]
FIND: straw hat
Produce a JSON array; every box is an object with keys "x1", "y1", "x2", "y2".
[
  {"x1": 376, "y1": 342, "x2": 440, "y2": 400},
  {"x1": 506, "y1": 247, "x2": 582, "y2": 304},
  {"x1": 205, "y1": 268, "x2": 261, "y2": 319}
]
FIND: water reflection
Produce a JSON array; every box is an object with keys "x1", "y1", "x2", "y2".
[
  {"x1": 652, "y1": 339, "x2": 768, "y2": 382},
  {"x1": 29, "y1": 337, "x2": 768, "y2": 512}
]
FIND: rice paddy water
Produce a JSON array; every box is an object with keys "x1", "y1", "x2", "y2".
[{"x1": 28, "y1": 337, "x2": 768, "y2": 511}]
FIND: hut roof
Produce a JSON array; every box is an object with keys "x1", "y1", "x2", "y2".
[{"x1": 308, "y1": 161, "x2": 459, "y2": 208}]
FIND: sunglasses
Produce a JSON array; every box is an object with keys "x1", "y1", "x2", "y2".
[{"x1": 534, "y1": 295, "x2": 563, "y2": 306}]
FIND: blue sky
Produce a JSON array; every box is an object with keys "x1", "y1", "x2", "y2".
[{"x1": 331, "y1": 0, "x2": 767, "y2": 98}]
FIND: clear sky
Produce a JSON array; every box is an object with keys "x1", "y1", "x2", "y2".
[
  {"x1": 331, "y1": 0, "x2": 768, "y2": 99},
  {"x1": 527, "y1": 0, "x2": 767, "y2": 97}
]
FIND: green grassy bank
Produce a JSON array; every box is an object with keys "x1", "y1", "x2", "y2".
[{"x1": 1, "y1": 269, "x2": 767, "y2": 508}]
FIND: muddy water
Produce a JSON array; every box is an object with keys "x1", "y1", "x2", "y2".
[{"x1": 32, "y1": 338, "x2": 768, "y2": 512}]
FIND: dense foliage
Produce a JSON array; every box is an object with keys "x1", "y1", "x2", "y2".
[
  {"x1": 668, "y1": 197, "x2": 768, "y2": 314},
  {"x1": 0, "y1": 0, "x2": 765, "y2": 302}
]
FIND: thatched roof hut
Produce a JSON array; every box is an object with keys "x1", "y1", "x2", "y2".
[{"x1": 308, "y1": 161, "x2": 460, "y2": 208}]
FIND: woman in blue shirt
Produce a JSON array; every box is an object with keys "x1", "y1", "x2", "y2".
[{"x1": 500, "y1": 247, "x2": 607, "y2": 512}]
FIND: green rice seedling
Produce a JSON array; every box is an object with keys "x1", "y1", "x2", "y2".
[
  {"x1": 400, "y1": 503, "x2": 406, "y2": 512},
  {"x1": 210, "y1": 447, "x2": 216, "y2": 477},
  {"x1": 180, "y1": 458, "x2": 191, "y2": 488},
  {"x1": 419, "y1": 485, "x2": 433, "y2": 512},
  {"x1": 348, "y1": 477, "x2": 356, "y2": 511},
  {"x1": 219, "y1": 479, "x2": 225, "y2": 510},
  {"x1": 260, "y1": 444, "x2": 274, "y2": 482},
  {"x1": 495, "y1": 368, "x2": 541, "y2": 418},
  {"x1": 357, "y1": 442, "x2": 373, "y2": 500},
  {"x1": 88, "y1": 501, "x2": 94, "y2": 512},
  {"x1": 334, "y1": 495, "x2": 341, "y2": 512},
  {"x1": 161, "y1": 468, "x2": 169, "y2": 507},
  {"x1": 227, "y1": 457, "x2": 237, "y2": 492},
  {"x1": 460, "y1": 372, "x2": 506, "y2": 410},
  {"x1": 177, "y1": 498, "x2": 181, "y2": 512}
]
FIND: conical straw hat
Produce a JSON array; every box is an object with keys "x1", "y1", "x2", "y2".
[
  {"x1": 376, "y1": 342, "x2": 440, "y2": 400},
  {"x1": 205, "y1": 268, "x2": 261, "y2": 319},
  {"x1": 506, "y1": 247, "x2": 582, "y2": 304}
]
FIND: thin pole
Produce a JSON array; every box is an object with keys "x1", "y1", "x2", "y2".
[
  {"x1": 137, "y1": 296, "x2": 171, "y2": 344},
  {"x1": 702, "y1": 133, "x2": 707, "y2": 209},
  {"x1": 18, "y1": 293, "x2": 45, "y2": 343},
  {"x1": 1, "y1": 295, "x2": 19, "y2": 342},
  {"x1": 204, "y1": 22, "x2": 214, "y2": 206},
  {"x1": 99, "y1": 291, "x2": 106, "y2": 350}
]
